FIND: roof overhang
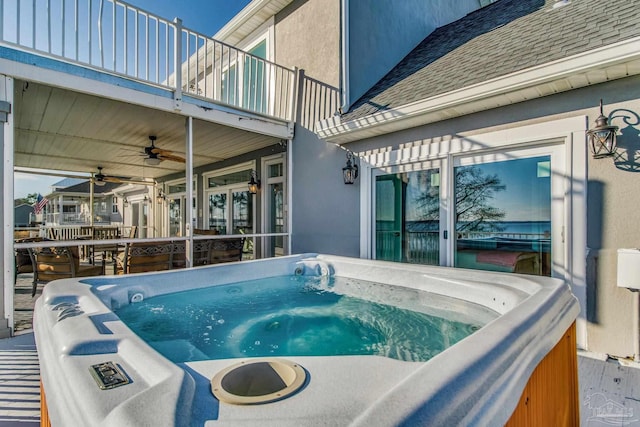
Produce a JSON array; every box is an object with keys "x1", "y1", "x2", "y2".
[
  {"x1": 317, "y1": 36, "x2": 640, "y2": 145},
  {"x1": 214, "y1": 0, "x2": 294, "y2": 46}
]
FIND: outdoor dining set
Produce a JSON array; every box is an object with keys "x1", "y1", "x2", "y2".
[{"x1": 14, "y1": 226, "x2": 245, "y2": 297}]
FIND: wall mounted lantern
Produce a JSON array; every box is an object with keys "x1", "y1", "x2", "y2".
[
  {"x1": 123, "y1": 197, "x2": 129, "y2": 207},
  {"x1": 248, "y1": 170, "x2": 261, "y2": 195},
  {"x1": 157, "y1": 189, "x2": 166, "y2": 203},
  {"x1": 586, "y1": 99, "x2": 618, "y2": 159},
  {"x1": 342, "y1": 151, "x2": 359, "y2": 184}
]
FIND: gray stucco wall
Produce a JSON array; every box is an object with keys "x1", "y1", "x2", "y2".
[
  {"x1": 275, "y1": 0, "x2": 341, "y2": 87},
  {"x1": 341, "y1": 75, "x2": 640, "y2": 357},
  {"x1": 275, "y1": 0, "x2": 360, "y2": 257},
  {"x1": 347, "y1": 0, "x2": 481, "y2": 110},
  {"x1": 290, "y1": 125, "x2": 361, "y2": 256}
]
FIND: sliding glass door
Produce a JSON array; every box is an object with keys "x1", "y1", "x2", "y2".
[
  {"x1": 372, "y1": 145, "x2": 564, "y2": 277},
  {"x1": 453, "y1": 147, "x2": 564, "y2": 277},
  {"x1": 374, "y1": 166, "x2": 441, "y2": 265}
]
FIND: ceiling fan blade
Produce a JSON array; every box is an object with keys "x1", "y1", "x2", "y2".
[
  {"x1": 158, "y1": 153, "x2": 186, "y2": 163},
  {"x1": 103, "y1": 176, "x2": 124, "y2": 183}
]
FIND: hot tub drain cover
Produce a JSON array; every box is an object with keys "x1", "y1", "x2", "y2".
[{"x1": 211, "y1": 358, "x2": 306, "y2": 405}]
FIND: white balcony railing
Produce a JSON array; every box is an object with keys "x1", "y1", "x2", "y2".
[{"x1": 0, "y1": 0, "x2": 296, "y2": 121}]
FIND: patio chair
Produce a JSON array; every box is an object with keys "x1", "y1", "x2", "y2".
[
  {"x1": 14, "y1": 237, "x2": 46, "y2": 284},
  {"x1": 172, "y1": 240, "x2": 212, "y2": 269},
  {"x1": 194, "y1": 228, "x2": 219, "y2": 235},
  {"x1": 29, "y1": 245, "x2": 104, "y2": 297},
  {"x1": 116, "y1": 241, "x2": 174, "y2": 274},
  {"x1": 91, "y1": 226, "x2": 121, "y2": 269},
  {"x1": 210, "y1": 238, "x2": 245, "y2": 264}
]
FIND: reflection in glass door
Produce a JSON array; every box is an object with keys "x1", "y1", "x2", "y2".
[
  {"x1": 454, "y1": 154, "x2": 556, "y2": 277},
  {"x1": 375, "y1": 169, "x2": 440, "y2": 265},
  {"x1": 208, "y1": 193, "x2": 227, "y2": 234},
  {"x1": 169, "y1": 197, "x2": 184, "y2": 237},
  {"x1": 131, "y1": 202, "x2": 149, "y2": 238},
  {"x1": 267, "y1": 182, "x2": 284, "y2": 257}
]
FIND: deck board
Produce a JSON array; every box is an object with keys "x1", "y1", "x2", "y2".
[{"x1": 579, "y1": 353, "x2": 640, "y2": 426}]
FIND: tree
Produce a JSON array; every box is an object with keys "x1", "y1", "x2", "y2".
[
  {"x1": 14, "y1": 193, "x2": 39, "y2": 206},
  {"x1": 414, "y1": 166, "x2": 506, "y2": 232},
  {"x1": 454, "y1": 167, "x2": 506, "y2": 232}
]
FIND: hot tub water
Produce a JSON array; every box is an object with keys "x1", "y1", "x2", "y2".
[{"x1": 115, "y1": 274, "x2": 498, "y2": 363}]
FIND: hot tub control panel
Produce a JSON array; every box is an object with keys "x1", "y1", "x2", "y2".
[{"x1": 89, "y1": 362, "x2": 131, "y2": 390}]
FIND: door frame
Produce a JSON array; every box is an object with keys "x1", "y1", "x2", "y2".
[{"x1": 359, "y1": 115, "x2": 588, "y2": 348}]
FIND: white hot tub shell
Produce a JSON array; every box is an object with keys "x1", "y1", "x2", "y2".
[{"x1": 34, "y1": 253, "x2": 579, "y2": 426}]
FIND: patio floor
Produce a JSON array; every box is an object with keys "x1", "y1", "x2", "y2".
[{"x1": 4, "y1": 273, "x2": 640, "y2": 426}]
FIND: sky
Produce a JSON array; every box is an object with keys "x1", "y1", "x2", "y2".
[
  {"x1": 14, "y1": 0, "x2": 252, "y2": 199},
  {"x1": 126, "y1": 0, "x2": 252, "y2": 36}
]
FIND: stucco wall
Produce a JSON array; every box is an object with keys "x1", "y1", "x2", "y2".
[
  {"x1": 347, "y1": 0, "x2": 481, "y2": 109},
  {"x1": 341, "y1": 75, "x2": 640, "y2": 357},
  {"x1": 586, "y1": 95, "x2": 640, "y2": 357},
  {"x1": 275, "y1": 0, "x2": 341, "y2": 87},
  {"x1": 290, "y1": 125, "x2": 361, "y2": 256},
  {"x1": 276, "y1": 0, "x2": 360, "y2": 257}
]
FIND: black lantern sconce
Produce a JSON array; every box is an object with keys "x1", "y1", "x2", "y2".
[
  {"x1": 157, "y1": 189, "x2": 166, "y2": 203},
  {"x1": 342, "y1": 151, "x2": 359, "y2": 184},
  {"x1": 586, "y1": 99, "x2": 619, "y2": 159},
  {"x1": 248, "y1": 170, "x2": 261, "y2": 195}
]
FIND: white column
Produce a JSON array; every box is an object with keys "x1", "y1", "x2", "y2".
[
  {"x1": 1, "y1": 75, "x2": 14, "y2": 337},
  {"x1": 185, "y1": 116, "x2": 194, "y2": 267}
]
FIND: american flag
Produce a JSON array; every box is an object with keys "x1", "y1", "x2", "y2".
[{"x1": 33, "y1": 193, "x2": 48, "y2": 214}]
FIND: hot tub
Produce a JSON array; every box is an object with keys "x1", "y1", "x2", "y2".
[{"x1": 34, "y1": 254, "x2": 579, "y2": 426}]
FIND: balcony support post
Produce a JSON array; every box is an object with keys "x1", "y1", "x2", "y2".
[{"x1": 173, "y1": 18, "x2": 183, "y2": 111}]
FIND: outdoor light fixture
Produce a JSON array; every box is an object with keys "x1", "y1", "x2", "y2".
[
  {"x1": 123, "y1": 198, "x2": 129, "y2": 207},
  {"x1": 342, "y1": 151, "x2": 359, "y2": 184},
  {"x1": 248, "y1": 170, "x2": 261, "y2": 195},
  {"x1": 157, "y1": 189, "x2": 166, "y2": 203},
  {"x1": 586, "y1": 99, "x2": 618, "y2": 159}
]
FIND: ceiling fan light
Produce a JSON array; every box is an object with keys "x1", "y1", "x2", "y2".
[
  {"x1": 144, "y1": 157, "x2": 161, "y2": 166},
  {"x1": 94, "y1": 180, "x2": 106, "y2": 186}
]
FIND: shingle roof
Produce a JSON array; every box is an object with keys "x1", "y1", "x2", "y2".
[
  {"x1": 49, "y1": 180, "x2": 120, "y2": 195},
  {"x1": 342, "y1": 0, "x2": 640, "y2": 122}
]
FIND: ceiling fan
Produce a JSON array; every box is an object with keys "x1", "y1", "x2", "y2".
[
  {"x1": 93, "y1": 167, "x2": 154, "y2": 187},
  {"x1": 142, "y1": 135, "x2": 185, "y2": 165}
]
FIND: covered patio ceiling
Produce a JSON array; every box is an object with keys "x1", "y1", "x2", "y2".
[{"x1": 13, "y1": 79, "x2": 282, "y2": 181}]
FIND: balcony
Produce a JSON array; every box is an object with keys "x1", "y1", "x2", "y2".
[{"x1": 0, "y1": 0, "x2": 296, "y2": 122}]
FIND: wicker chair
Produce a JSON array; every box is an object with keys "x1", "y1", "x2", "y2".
[
  {"x1": 210, "y1": 238, "x2": 245, "y2": 264},
  {"x1": 116, "y1": 241, "x2": 174, "y2": 274},
  {"x1": 172, "y1": 240, "x2": 212, "y2": 269},
  {"x1": 29, "y1": 246, "x2": 104, "y2": 296}
]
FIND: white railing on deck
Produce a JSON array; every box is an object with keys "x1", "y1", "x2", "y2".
[{"x1": 0, "y1": 0, "x2": 296, "y2": 121}]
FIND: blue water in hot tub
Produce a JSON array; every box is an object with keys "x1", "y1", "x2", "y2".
[{"x1": 114, "y1": 275, "x2": 497, "y2": 363}]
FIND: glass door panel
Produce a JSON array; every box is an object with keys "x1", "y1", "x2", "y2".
[
  {"x1": 266, "y1": 182, "x2": 285, "y2": 257},
  {"x1": 169, "y1": 197, "x2": 184, "y2": 237},
  {"x1": 208, "y1": 193, "x2": 227, "y2": 234},
  {"x1": 375, "y1": 168, "x2": 440, "y2": 265},
  {"x1": 232, "y1": 190, "x2": 254, "y2": 260},
  {"x1": 454, "y1": 155, "x2": 553, "y2": 276}
]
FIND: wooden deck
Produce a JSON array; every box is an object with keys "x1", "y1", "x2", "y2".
[
  {"x1": 6, "y1": 273, "x2": 640, "y2": 426},
  {"x1": 579, "y1": 352, "x2": 640, "y2": 426}
]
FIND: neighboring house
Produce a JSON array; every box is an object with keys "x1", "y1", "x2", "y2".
[
  {"x1": 218, "y1": 0, "x2": 640, "y2": 359},
  {"x1": 43, "y1": 179, "x2": 123, "y2": 226},
  {"x1": 13, "y1": 203, "x2": 34, "y2": 227}
]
